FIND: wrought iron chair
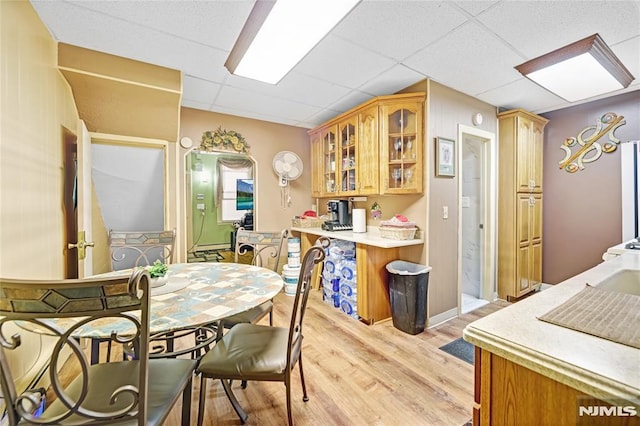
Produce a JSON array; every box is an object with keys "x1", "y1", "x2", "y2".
[
  {"x1": 0, "y1": 269, "x2": 196, "y2": 425},
  {"x1": 220, "y1": 228, "x2": 289, "y2": 328},
  {"x1": 108, "y1": 229, "x2": 176, "y2": 271},
  {"x1": 94, "y1": 229, "x2": 177, "y2": 364},
  {"x1": 196, "y1": 237, "x2": 329, "y2": 426}
]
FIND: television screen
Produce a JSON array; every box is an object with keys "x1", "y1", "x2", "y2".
[{"x1": 236, "y1": 179, "x2": 254, "y2": 211}]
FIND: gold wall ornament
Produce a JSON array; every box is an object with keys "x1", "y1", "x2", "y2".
[
  {"x1": 559, "y1": 112, "x2": 625, "y2": 173},
  {"x1": 200, "y1": 126, "x2": 250, "y2": 153}
]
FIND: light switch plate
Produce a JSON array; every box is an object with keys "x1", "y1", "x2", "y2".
[
  {"x1": 462, "y1": 197, "x2": 470, "y2": 208},
  {"x1": 443, "y1": 206, "x2": 448, "y2": 219}
]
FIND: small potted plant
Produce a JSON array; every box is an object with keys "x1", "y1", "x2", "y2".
[{"x1": 147, "y1": 259, "x2": 169, "y2": 288}]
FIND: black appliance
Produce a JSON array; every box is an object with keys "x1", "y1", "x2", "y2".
[{"x1": 322, "y1": 200, "x2": 352, "y2": 231}]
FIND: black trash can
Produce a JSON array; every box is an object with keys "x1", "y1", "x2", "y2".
[{"x1": 386, "y1": 261, "x2": 432, "y2": 335}]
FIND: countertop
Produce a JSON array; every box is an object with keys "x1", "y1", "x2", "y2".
[
  {"x1": 290, "y1": 226, "x2": 424, "y2": 249},
  {"x1": 463, "y1": 253, "x2": 640, "y2": 404}
]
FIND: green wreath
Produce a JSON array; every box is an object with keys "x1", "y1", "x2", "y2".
[{"x1": 200, "y1": 126, "x2": 250, "y2": 153}]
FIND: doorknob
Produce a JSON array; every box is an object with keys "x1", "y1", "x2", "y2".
[{"x1": 68, "y1": 230, "x2": 94, "y2": 260}]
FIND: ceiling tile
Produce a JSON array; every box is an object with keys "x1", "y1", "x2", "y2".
[
  {"x1": 477, "y1": 1, "x2": 640, "y2": 58},
  {"x1": 182, "y1": 76, "x2": 221, "y2": 105},
  {"x1": 295, "y1": 35, "x2": 396, "y2": 89},
  {"x1": 53, "y1": 0, "x2": 253, "y2": 50},
  {"x1": 215, "y1": 86, "x2": 323, "y2": 123},
  {"x1": 327, "y1": 90, "x2": 377, "y2": 114},
  {"x1": 404, "y1": 21, "x2": 523, "y2": 96},
  {"x1": 476, "y1": 78, "x2": 567, "y2": 113},
  {"x1": 358, "y1": 64, "x2": 427, "y2": 95},
  {"x1": 452, "y1": 1, "x2": 500, "y2": 17},
  {"x1": 225, "y1": 72, "x2": 352, "y2": 108},
  {"x1": 333, "y1": 1, "x2": 468, "y2": 61}
]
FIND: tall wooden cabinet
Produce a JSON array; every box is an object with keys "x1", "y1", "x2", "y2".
[
  {"x1": 309, "y1": 92, "x2": 425, "y2": 197},
  {"x1": 497, "y1": 109, "x2": 548, "y2": 301}
]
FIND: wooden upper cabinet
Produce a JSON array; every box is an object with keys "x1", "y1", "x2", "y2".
[
  {"x1": 357, "y1": 105, "x2": 379, "y2": 195},
  {"x1": 308, "y1": 92, "x2": 425, "y2": 197},
  {"x1": 379, "y1": 97, "x2": 424, "y2": 194},
  {"x1": 500, "y1": 109, "x2": 548, "y2": 194}
]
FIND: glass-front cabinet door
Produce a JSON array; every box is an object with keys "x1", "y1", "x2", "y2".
[
  {"x1": 322, "y1": 125, "x2": 338, "y2": 196},
  {"x1": 338, "y1": 116, "x2": 358, "y2": 195},
  {"x1": 380, "y1": 98, "x2": 424, "y2": 194}
]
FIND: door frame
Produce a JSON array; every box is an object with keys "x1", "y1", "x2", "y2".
[
  {"x1": 90, "y1": 132, "x2": 172, "y2": 270},
  {"x1": 457, "y1": 124, "x2": 497, "y2": 314}
]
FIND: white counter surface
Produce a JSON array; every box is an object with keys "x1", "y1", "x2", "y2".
[
  {"x1": 290, "y1": 226, "x2": 424, "y2": 249},
  {"x1": 464, "y1": 253, "x2": 640, "y2": 404}
]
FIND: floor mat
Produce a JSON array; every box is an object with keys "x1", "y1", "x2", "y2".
[
  {"x1": 188, "y1": 249, "x2": 225, "y2": 262},
  {"x1": 439, "y1": 337, "x2": 474, "y2": 365}
]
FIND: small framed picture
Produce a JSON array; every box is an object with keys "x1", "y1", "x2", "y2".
[{"x1": 436, "y1": 137, "x2": 455, "y2": 177}]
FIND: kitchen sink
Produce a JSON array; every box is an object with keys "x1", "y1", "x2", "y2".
[{"x1": 594, "y1": 269, "x2": 640, "y2": 296}]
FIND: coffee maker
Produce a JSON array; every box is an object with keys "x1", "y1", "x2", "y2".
[{"x1": 322, "y1": 199, "x2": 352, "y2": 231}]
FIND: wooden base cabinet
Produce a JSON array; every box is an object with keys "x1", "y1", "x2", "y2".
[
  {"x1": 497, "y1": 109, "x2": 548, "y2": 301},
  {"x1": 473, "y1": 349, "x2": 639, "y2": 426},
  {"x1": 294, "y1": 231, "x2": 397, "y2": 323}
]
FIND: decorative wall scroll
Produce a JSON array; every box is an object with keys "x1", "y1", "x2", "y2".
[
  {"x1": 559, "y1": 112, "x2": 626, "y2": 173},
  {"x1": 200, "y1": 126, "x2": 250, "y2": 153}
]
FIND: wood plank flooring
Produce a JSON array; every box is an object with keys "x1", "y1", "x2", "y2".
[{"x1": 163, "y1": 290, "x2": 509, "y2": 426}]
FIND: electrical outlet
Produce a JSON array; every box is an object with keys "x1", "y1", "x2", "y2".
[
  {"x1": 196, "y1": 194, "x2": 205, "y2": 200},
  {"x1": 461, "y1": 197, "x2": 470, "y2": 208},
  {"x1": 197, "y1": 203, "x2": 205, "y2": 211},
  {"x1": 442, "y1": 205, "x2": 448, "y2": 219}
]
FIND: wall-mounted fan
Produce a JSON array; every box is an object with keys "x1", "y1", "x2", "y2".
[{"x1": 273, "y1": 151, "x2": 303, "y2": 207}]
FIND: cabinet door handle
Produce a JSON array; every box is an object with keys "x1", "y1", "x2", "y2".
[
  {"x1": 529, "y1": 195, "x2": 535, "y2": 206},
  {"x1": 529, "y1": 179, "x2": 535, "y2": 189}
]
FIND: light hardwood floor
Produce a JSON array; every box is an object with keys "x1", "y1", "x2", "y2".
[{"x1": 162, "y1": 290, "x2": 509, "y2": 426}]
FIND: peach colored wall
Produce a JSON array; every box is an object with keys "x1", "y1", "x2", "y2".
[
  {"x1": 0, "y1": 1, "x2": 79, "y2": 278},
  {"x1": 541, "y1": 90, "x2": 640, "y2": 283},
  {"x1": 178, "y1": 107, "x2": 312, "y2": 258}
]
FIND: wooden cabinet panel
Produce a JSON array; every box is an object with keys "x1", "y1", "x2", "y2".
[
  {"x1": 310, "y1": 132, "x2": 323, "y2": 198},
  {"x1": 357, "y1": 105, "x2": 379, "y2": 195},
  {"x1": 517, "y1": 195, "x2": 531, "y2": 245},
  {"x1": 356, "y1": 243, "x2": 397, "y2": 323},
  {"x1": 531, "y1": 122, "x2": 544, "y2": 193},
  {"x1": 497, "y1": 110, "x2": 548, "y2": 301},
  {"x1": 474, "y1": 350, "x2": 633, "y2": 426}
]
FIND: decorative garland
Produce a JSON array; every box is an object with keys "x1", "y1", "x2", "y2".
[{"x1": 200, "y1": 126, "x2": 250, "y2": 153}]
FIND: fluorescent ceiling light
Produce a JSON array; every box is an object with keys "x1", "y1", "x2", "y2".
[
  {"x1": 515, "y1": 33, "x2": 634, "y2": 102},
  {"x1": 226, "y1": 0, "x2": 360, "y2": 84}
]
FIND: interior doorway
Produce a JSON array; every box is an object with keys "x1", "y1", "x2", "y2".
[
  {"x1": 185, "y1": 151, "x2": 256, "y2": 263},
  {"x1": 457, "y1": 125, "x2": 496, "y2": 314},
  {"x1": 62, "y1": 127, "x2": 78, "y2": 278}
]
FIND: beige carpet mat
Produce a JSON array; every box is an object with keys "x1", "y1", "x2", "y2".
[{"x1": 538, "y1": 284, "x2": 640, "y2": 349}]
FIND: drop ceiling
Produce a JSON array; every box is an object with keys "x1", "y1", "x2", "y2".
[{"x1": 30, "y1": 0, "x2": 640, "y2": 129}]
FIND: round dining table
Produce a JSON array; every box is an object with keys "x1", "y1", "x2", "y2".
[{"x1": 23, "y1": 262, "x2": 284, "y2": 362}]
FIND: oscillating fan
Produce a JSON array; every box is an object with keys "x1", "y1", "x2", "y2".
[{"x1": 272, "y1": 151, "x2": 303, "y2": 206}]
